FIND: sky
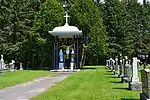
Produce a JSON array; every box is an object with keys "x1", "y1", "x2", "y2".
[{"x1": 99, "y1": 0, "x2": 150, "y2": 4}]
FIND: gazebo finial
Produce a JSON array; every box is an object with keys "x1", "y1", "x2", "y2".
[{"x1": 63, "y1": 1, "x2": 70, "y2": 24}]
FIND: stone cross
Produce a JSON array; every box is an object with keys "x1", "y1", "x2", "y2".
[
  {"x1": 129, "y1": 57, "x2": 141, "y2": 90},
  {"x1": 19, "y1": 62, "x2": 23, "y2": 70},
  {"x1": 63, "y1": 1, "x2": 70, "y2": 24}
]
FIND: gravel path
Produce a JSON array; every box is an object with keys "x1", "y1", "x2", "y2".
[{"x1": 0, "y1": 73, "x2": 70, "y2": 100}]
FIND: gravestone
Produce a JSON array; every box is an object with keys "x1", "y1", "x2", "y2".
[
  {"x1": 140, "y1": 69, "x2": 150, "y2": 100},
  {"x1": 9, "y1": 60, "x2": 15, "y2": 72},
  {"x1": 137, "y1": 59, "x2": 141, "y2": 71},
  {"x1": 19, "y1": 62, "x2": 23, "y2": 70},
  {"x1": 118, "y1": 59, "x2": 123, "y2": 78},
  {"x1": 106, "y1": 60, "x2": 109, "y2": 68},
  {"x1": 114, "y1": 57, "x2": 118, "y2": 75},
  {"x1": 112, "y1": 59, "x2": 115, "y2": 72},
  {"x1": 123, "y1": 56, "x2": 128, "y2": 77},
  {"x1": 109, "y1": 58, "x2": 113, "y2": 71},
  {"x1": 0, "y1": 54, "x2": 4, "y2": 72},
  {"x1": 129, "y1": 57, "x2": 142, "y2": 90},
  {"x1": 107, "y1": 59, "x2": 111, "y2": 70},
  {"x1": 122, "y1": 60, "x2": 130, "y2": 83}
]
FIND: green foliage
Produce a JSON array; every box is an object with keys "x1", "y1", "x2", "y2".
[
  {"x1": 70, "y1": 0, "x2": 108, "y2": 65},
  {"x1": 0, "y1": 0, "x2": 40, "y2": 64},
  {"x1": 32, "y1": 0, "x2": 64, "y2": 69},
  {"x1": 99, "y1": 0, "x2": 150, "y2": 58}
]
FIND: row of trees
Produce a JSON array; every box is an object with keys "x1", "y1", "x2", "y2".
[
  {"x1": 0, "y1": 0, "x2": 150, "y2": 68},
  {"x1": 98, "y1": 0, "x2": 150, "y2": 60}
]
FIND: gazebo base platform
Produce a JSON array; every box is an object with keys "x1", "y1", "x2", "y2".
[{"x1": 50, "y1": 69, "x2": 80, "y2": 72}]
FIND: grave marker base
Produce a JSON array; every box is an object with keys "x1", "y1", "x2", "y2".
[
  {"x1": 140, "y1": 93, "x2": 150, "y2": 100},
  {"x1": 118, "y1": 74, "x2": 123, "y2": 78},
  {"x1": 129, "y1": 82, "x2": 142, "y2": 90},
  {"x1": 121, "y1": 77, "x2": 130, "y2": 83}
]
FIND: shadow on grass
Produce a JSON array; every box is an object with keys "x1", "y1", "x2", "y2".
[
  {"x1": 105, "y1": 73, "x2": 114, "y2": 75},
  {"x1": 80, "y1": 67, "x2": 97, "y2": 70},
  {"x1": 113, "y1": 87, "x2": 130, "y2": 91},
  {"x1": 109, "y1": 81, "x2": 123, "y2": 84},
  {"x1": 106, "y1": 76, "x2": 119, "y2": 78},
  {"x1": 106, "y1": 70, "x2": 113, "y2": 72},
  {"x1": 121, "y1": 98, "x2": 139, "y2": 100},
  {"x1": 25, "y1": 68, "x2": 50, "y2": 71}
]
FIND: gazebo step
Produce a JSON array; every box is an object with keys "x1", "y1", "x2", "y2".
[{"x1": 50, "y1": 69, "x2": 80, "y2": 72}]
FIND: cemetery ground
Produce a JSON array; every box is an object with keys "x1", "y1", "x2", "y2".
[
  {"x1": 0, "y1": 70, "x2": 52, "y2": 88},
  {"x1": 31, "y1": 66, "x2": 145, "y2": 100}
]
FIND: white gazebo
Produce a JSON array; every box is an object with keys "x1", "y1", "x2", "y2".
[{"x1": 49, "y1": 2, "x2": 82, "y2": 72}]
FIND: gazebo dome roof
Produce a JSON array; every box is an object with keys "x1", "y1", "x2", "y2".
[
  {"x1": 53, "y1": 23, "x2": 79, "y2": 32},
  {"x1": 49, "y1": 23, "x2": 82, "y2": 38}
]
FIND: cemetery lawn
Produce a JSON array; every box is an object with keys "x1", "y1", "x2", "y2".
[
  {"x1": 0, "y1": 70, "x2": 51, "y2": 88},
  {"x1": 31, "y1": 66, "x2": 141, "y2": 100}
]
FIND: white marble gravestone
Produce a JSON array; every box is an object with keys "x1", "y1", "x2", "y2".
[
  {"x1": 10, "y1": 60, "x2": 15, "y2": 72},
  {"x1": 129, "y1": 57, "x2": 142, "y2": 90},
  {"x1": 19, "y1": 62, "x2": 23, "y2": 70},
  {"x1": 112, "y1": 59, "x2": 115, "y2": 72},
  {"x1": 114, "y1": 57, "x2": 118, "y2": 75},
  {"x1": 0, "y1": 54, "x2": 5, "y2": 72}
]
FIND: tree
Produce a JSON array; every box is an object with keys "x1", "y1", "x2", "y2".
[
  {"x1": 0, "y1": 0, "x2": 41, "y2": 66},
  {"x1": 69, "y1": 0, "x2": 108, "y2": 65},
  {"x1": 32, "y1": 0, "x2": 64, "y2": 69}
]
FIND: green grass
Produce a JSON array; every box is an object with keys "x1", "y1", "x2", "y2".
[
  {"x1": 0, "y1": 70, "x2": 51, "y2": 88},
  {"x1": 31, "y1": 66, "x2": 141, "y2": 100}
]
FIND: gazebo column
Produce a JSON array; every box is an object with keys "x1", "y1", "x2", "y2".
[
  {"x1": 73, "y1": 36, "x2": 76, "y2": 69},
  {"x1": 74, "y1": 35, "x2": 79, "y2": 69},
  {"x1": 76, "y1": 35, "x2": 79, "y2": 69},
  {"x1": 53, "y1": 36, "x2": 59, "y2": 70}
]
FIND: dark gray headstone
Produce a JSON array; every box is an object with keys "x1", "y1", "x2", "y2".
[
  {"x1": 121, "y1": 60, "x2": 130, "y2": 83},
  {"x1": 140, "y1": 69, "x2": 150, "y2": 100},
  {"x1": 118, "y1": 59, "x2": 123, "y2": 78}
]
